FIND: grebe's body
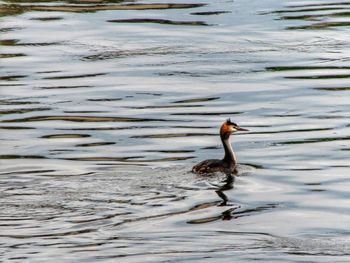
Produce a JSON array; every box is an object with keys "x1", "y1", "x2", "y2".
[{"x1": 192, "y1": 119, "x2": 248, "y2": 174}]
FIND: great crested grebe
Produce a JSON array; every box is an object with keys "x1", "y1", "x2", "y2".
[{"x1": 192, "y1": 119, "x2": 248, "y2": 174}]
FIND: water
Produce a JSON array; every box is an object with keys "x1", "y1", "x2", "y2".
[{"x1": 1, "y1": 0, "x2": 350, "y2": 262}]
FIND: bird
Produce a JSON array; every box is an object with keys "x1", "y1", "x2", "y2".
[{"x1": 192, "y1": 118, "x2": 248, "y2": 174}]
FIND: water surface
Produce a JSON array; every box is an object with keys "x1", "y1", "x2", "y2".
[{"x1": 1, "y1": 0, "x2": 350, "y2": 262}]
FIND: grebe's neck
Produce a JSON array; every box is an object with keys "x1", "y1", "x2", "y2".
[{"x1": 221, "y1": 133, "x2": 236, "y2": 165}]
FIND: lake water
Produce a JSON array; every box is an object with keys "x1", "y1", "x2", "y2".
[{"x1": 1, "y1": 0, "x2": 350, "y2": 262}]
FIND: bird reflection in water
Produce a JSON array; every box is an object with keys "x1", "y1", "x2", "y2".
[{"x1": 215, "y1": 173, "x2": 235, "y2": 207}]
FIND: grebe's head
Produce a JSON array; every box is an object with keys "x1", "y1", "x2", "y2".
[{"x1": 221, "y1": 118, "x2": 248, "y2": 135}]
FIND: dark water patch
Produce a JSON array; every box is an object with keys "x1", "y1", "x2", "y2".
[
  {"x1": 158, "y1": 71, "x2": 207, "y2": 77},
  {"x1": 275, "y1": 136, "x2": 350, "y2": 145},
  {"x1": 263, "y1": 114, "x2": 301, "y2": 117},
  {"x1": 37, "y1": 85, "x2": 92, "y2": 89},
  {"x1": 37, "y1": 70, "x2": 61, "y2": 74},
  {"x1": 18, "y1": 41, "x2": 61, "y2": 46},
  {"x1": 248, "y1": 127, "x2": 332, "y2": 135},
  {"x1": 171, "y1": 111, "x2": 242, "y2": 116},
  {"x1": 272, "y1": 7, "x2": 350, "y2": 14},
  {"x1": 0, "y1": 53, "x2": 26, "y2": 58},
  {"x1": 0, "y1": 169, "x2": 55, "y2": 176},
  {"x1": 240, "y1": 163, "x2": 265, "y2": 169},
  {"x1": 313, "y1": 87, "x2": 350, "y2": 91},
  {"x1": 0, "y1": 75, "x2": 26, "y2": 81},
  {"x1": 0, "y1": 99, "x2": 39, "y2": 105},
  {"x1": 281, "y1": 11, "x2": 350, "y2": 21},
  {"x1": 0, "y1": 107, "x2": 51, "y2": 115},
  {"x1": 173, "y1": 97, "x2": 220, "y2": 104},
  {"x1": 266, "y1": 66, "x2": 350, "y2": 71},
  {"x1": 287, "y1": 2, "x2": 350, "y2": 8},
  {"x1": 30, "y1": 16, "x2": 63, "y2": 21},
  {"x1": 201, "y1": 146, "x2": 220, "y2": 150},
  {"x1": 136, "y1": 92, "x2": 162, "y2": 96},
  {"x1": 308, "y1": 189, "x2": 326, "y2": 192},
  {"x1": 125, "y1": 105, "x2": 203, "y2": 110},
  {"x1": 63, "y1": 156, "x2": 194, "y2": 163},
  {"x1": 131, "y1": 132, "x2": 214, "y2": 139},
  {"x1": 43, "y1": 73, "x2": 106, "y2": 80},
  {"x1": 0, "y1": 26, "x2": 21, "y2": 32},
  {"x1": 108, "y1": 18, "x2": 209, "y2": 26},
  {"x1": 305, "y1": 182, "x2": 322, "y2": 186},
  {"x1": 41, "y1": 134, "x2": 91, "y2": 139},
  {"x1": 191, "y1": 11, "x2": 230, "y2": 15},
  {"x1": 67, "y1": 156, "x2": 194, "y2": 162},
  {"x1": 1, "y1": 115, "x2": 167, "y2": 123},
  {"x1": 0, "y1": 126, "x2": 34, "y2": 129},
  {"x1": 290, "y1": 168, "x2": 323, "y2": 171},
  {"x1": 87, "y1": 98, "x2": 122, "y2": 102},
  {"x1": 145, "y1": 149, "x2": 195, "y2": 153},
  {"x1": 64, "y1": 110, "x2": 108, "y2": 113},
  {"x1": 49, "y1": 149, "x2": 75, "y2": 153},
  {"x1": 0, "y1": 39, "x2": 17, "y2": 46},
  {"x1": 0, "y1": 83, "x2": 25, "y2": 87},
  {"x1": 0, "y1": 154, "x2": 46, "y2": 159},
  {"x1": 76, "y1": 142, "x2": 115, "y2": 147},
  {"x1": 311, "y1": 115, "x2": 348, "y2": 119},
  {"x1": 23, "y1": 3, "x2": 205, "y2": 13},
  {"x1": 288, "y1": 21, "x2": 350, "y2": 30},
  {"x1": 273, "y1": 1, "x2": 350, "y2": 30},
  {"x1": 172, "y1": 125, "x2": 212, "y2": 129},
  {"x1": 56, "y1": 125, "x2": 162, "y2": 131},
  {"x1": 286, "y1": 74, "x2": 350, "y2": 79}
]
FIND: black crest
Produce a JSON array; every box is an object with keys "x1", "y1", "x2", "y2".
[{"x1": 226, "y1": 118, "x2": 237, "y2": 126}]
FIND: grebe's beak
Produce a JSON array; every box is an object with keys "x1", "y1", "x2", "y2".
[{"x1": 236, "y1": 126, "x2": 249, "y2": 132}]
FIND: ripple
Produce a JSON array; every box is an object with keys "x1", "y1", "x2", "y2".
[
  {"x1": 0, "y1": 154, "x2": 46, "y2": 159},
  {"x1": 30, "y1": 16, "x2": 63, "y2": 21},
  {"x1": 275, "y1": 136, "x2": 350, "y2": 145},
  {"x1": 43, "y1": 73, "x2": 106, "y2": 80},
  {"x1": 173, "y1": 97, "x2": 220, "y2": 104},
  {"x1": 41, "y1": 134, "x2": 91, "y2": 139},
  {"x1": 288, "y1": 21, "x2": 350, "y2": 30},
  {"x1": 108, "y1": 18, "x2": 209, "y2": 26},
  {"x1": 76, "y1": 142, "x2": 115, "y2": 147},
  {"x1": 37, "y1": 85, "x2": 92, "y2": 90},
  {"x1": 0, "y1": 126, "x2": 34, "y2": 130},
  {"x1": 286, "y1": 74, "x2": 350, "y2": 79},
  {"x1": 274, "y1": 1, "x2": 350, "y2": 30},
  {"x1": 171, "y1": 111, "x2": 242, "y2": 116},
  {"x1": 266, "y1": 66, "x2": 350, "y2": 71},
  {"x1": 65, "y1": 156, "x2": 194, "y2": 162},
  {"x1": 0, "y1": 107, "x2": 51, "y2": 115},
  {"x1": 313, "y1": 87, "x2": 350, "y2": 91},
  {"x1": 15, "y1": 3, "x2": 205, "y2": 13},
  {"x1": 0, "y1": 53, "x2": 26, "y2": 58},
  {"x1": 187, "y1": 204, "x2": 278, "y2": 224},
  {"x1": 0, "y1": 99, "x2": 39, "y2": 105},
  {"x1": 191, "y1": 11, "x2": 230, "y2": 15},
  {"x1": 0, "y1": 75, "x2": 26, "y2": 81},
  {"x1": 131, "y1": 132, "x2": 214, "y2": 139},
  {"x1": 1, "y1": 115, "x2": 167, "y2": 123}
]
